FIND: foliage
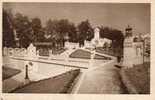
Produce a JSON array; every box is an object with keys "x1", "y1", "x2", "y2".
[
  {"x1": 2, "y1": 9, "x2": 16, "y2": 47},
  {"x1": 14, "y1": 13, "x2": 33, "y2": 48},
  {"x1": 3, "y1": 11, "x2": 125, "y2": 51},
  {"x1": 77, "y1": 19, "x2": 93, "y2": 46},
  {"x1": 45, "y1": 19, "x2": 78, "y2": 47},
  {"x1": 68, "y1": 23, "x2": 77, "y2": 42},
  {"x1": 31, "y1": 17, "x2": 44, "y2": 42},
  {"x1": 100, "y1": 26, "x2": 124, "y2": 56}
]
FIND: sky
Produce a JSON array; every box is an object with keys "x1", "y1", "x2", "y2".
[{"x1": 3, "y1": 3, "x2": 150, "y2": 34}]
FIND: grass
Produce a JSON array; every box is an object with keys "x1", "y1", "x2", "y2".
[
  {"x1": 123, "y1": 62, "x2": 150, "y2": 94},
  {"x1": 94, "y1": 54, "x2": 111, "y2": 60},
  {"x1": 96, "y1": 47, "x2": 116, "y2": 57},
  {"x1": 11, "y1": 69, "x2": 80, "y2": 93},
  {"x1": 69, "y1": 49, "x2": 111, "y2": 60},
  {"x1": 52, "y1": 48, "x2": 66, "y2": 55},
  {"x1": 70, "y1": 49, "x2": 90, "y2": 59},
  {"x1": 96, "y1": 47, "x2": 124, "y2": 58},
  {"x1": 2, "y1": 66, "x2": 21, "y2": 81}
]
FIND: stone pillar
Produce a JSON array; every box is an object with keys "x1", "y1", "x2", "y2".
[
  {"x1": 90, "y1": 49, "x2": 95, "y2": 67},
  {"x1": 49, "y1": 49, "x2": 53, "y2": 59},
  {"x1": 123, "y1": 37, "x2": 134, "y2": 68},
  {"x1": 3, "y1": 47, "x2": 8, "y2": 56}
]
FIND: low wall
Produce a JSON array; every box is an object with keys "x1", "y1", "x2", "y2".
[
  {"x1": 3, "y1": 47, "x2": 27, "y2": 57},
  {"x1": 65, "y1": 42, "x2": 79, "y2": 49}
]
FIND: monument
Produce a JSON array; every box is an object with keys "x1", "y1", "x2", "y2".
[
  {"x1": 123, "y1": 26, "x2": 143, "y2": 68},
  {"x1": 91, "y1": 27, "x2": 100, "y2": 48},
  {"x1": 94, "y1": 27, "x2": 100, "y2": 40},
  {"x1": 85, "y1": 27, "x2": 112, "y2": 49},
  {"x1": 27, "y1": 43, "x2": 37, "y2": 58}
]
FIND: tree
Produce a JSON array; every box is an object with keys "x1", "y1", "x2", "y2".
[
  {"x1": 31, "y1": 17, "x2": 44, "y2": 42},
  {"x1": 68, "y1": 23, "x2": 77, "y2": 42},
  {"x1": 100, "y1": 26, "x2": 113, "y2": 40},
  {"x1": 14, "y1": 13, "x2": 33, "y2": 48},
  {"x1": 45, "y1": 19, "x2": 59, "y2": 49},
  {"x1": 100, "y1": 26, "x2": 124, "y2": 56},
  {"x1": 2, "y1": 9, "x2": 16, "y2": 47},
  {"x1": 45, "y1": 19, "x2": 77, "y2": 48},
  {"x1": 57, "y1": 19, "x2": 70, "y2": 47},
  {"x1": 77, "y1": 19, "x2": 93, "y2": 46},
  {"x1": 46, "y1": 19, "x2": 59, "y2": 35}
]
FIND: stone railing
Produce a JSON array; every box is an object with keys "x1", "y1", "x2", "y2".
[
  {"x1": 3, "y1": 47, "x2": 27, "y2": 57},
  {"x1": 3, "y1": 46, "x2": 63, "y2": 60},
  {"x1": 65, "y1": 42, "x2": 79, "y2": 49}
]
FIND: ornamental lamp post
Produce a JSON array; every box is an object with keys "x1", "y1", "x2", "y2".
[{"x1": 25, "y1": 65, "x2": 29, "y2": 80}]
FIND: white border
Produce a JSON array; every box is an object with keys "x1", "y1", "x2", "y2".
[{"x1": 0, "y1": 0, "x2": 154, "y2": 100}]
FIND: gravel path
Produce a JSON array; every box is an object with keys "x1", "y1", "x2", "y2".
[{"x1": 75, "y1": 61, "x2": 127, "y2": 94}]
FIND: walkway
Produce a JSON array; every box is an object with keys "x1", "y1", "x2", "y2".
[
  {"x1": 3, "y1": 48, "x2": 123, "y2": 93},
  {"x1": 2, "y1": 56, "x2": 78, "y2": 93},
  {"x1": 72, "y1": 60, "x2": 127, "y2": 94}
]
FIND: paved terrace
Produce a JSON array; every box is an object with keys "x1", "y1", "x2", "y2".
[{"x1": 2, "y1": 48, "x2": 124, "y2": 93}]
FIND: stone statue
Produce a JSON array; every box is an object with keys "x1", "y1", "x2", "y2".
[{"x1": 94, "y1": 27, "x2": 100, "y2": 39}]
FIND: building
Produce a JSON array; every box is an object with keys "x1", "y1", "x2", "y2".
[
  {"x1": 84, "y1": 27, "x2": 112, "y2": 49},
  {"x1": 123, "y1": 26, "x2": 144, "y2": 68}
]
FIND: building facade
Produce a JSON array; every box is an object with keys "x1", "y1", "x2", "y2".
[{"x1": 123, "y1": 26, "x2": 144, "y2": 68}]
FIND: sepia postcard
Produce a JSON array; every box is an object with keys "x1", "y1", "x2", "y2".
[{"x1": 0, "y1": 0, "x2": 154, "y2": 100}]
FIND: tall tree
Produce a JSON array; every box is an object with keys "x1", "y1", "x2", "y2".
[
  {"x1": 46, "y1": 19, "x2": 59, "y2": 35},
  {"x1": 45, "y1": 19, "x2": 77, "y2": 47},
  {"x1": 68, "y1": 23, "x2": 77, "y2": 42},
  {"x1": 100, "y1": 26, "x2": 124, "y2": 56},
  {"x1": 77, "y1": 19, "x2": 93, "y2": 46},
  {"x1": 31, "y1": 17, "x2": 44, "y2": 42},
  {"x1": 14, "y1": 13, "x2": 33, "y2": 48},
  {"x1": 45, "y1": 19, "x2": 59, "y2": 47},
  {"x1": 57, "y1": 19, "x2": 71, "y2": 47},
  {"x1": 2, "y1": 9, "x2": 15, "y2": 47}
]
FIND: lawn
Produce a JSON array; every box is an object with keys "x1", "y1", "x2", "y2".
[
  {"x1": 123, "y1": 62, "x2": 150, "y2": 94},
  {"x1": 11, "y1": 69, "x2": 80, "y2": 93},
  {"x1": 96, "y1": 47, "x2": 116, "y2": 57},
  {"x1": 69, "y1": 49, "x2": 111, "y2": 60},
  {"x1": 52, "y1": 48, "x2": 66, "y2": 55},
  {"x1": 2, "y1": 66, "x2": 21, "y2": 81}
]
